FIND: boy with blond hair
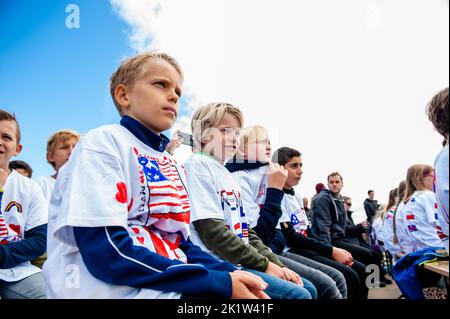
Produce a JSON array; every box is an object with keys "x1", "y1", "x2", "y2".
[
  {"x1": 43, "y1": 52, "x2": 269, "y2": 299},
  {"x1": 32, "y1": 130, "x2": 80, "y2": 269},
  {"x1": 185, "y1": 103, "x2": 317, "y2": 299},
  {"x1": 35, "y1": 129, "x2": 80, "y2": 201},
  {"x1": 0, "y1": 110, "x2": 47, "y2": 299}
]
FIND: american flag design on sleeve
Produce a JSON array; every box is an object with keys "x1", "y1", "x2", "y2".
[
  {"x1": 125, "y1": 148, "x2": 191, "y2": 263},
  {"x1": 291, "y1": 208, "x2": 309, "y2": 237},
  {"x1": 220, "y1": 189, "x2": 249, "y2": 244}
]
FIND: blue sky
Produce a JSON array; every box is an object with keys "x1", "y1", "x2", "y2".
[{"x1": 0, "y1": 0, "x2": 188, "y2": 178}]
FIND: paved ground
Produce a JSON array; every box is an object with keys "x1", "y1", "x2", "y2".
[{"x1": 368, "y1": 274, "x2": 403, "y2": 299}]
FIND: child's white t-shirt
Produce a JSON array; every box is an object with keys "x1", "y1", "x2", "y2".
[
  {"x1": 279, "y1": 192, "x2": 309, "y2": 252},
  {"x1": 0, "y1": 170, "x2": 48, "y2": 282},
  {"x1": 35, "y1": 176, "x2": 56, "y2": 202},
  {"x1": 230, "y1": 166, "x2": 269, "y2": 228},
  {"x1": 371, "y1": 216, "x2": 385, "y2": 243},
  {"x1": 44, "y1": 124, "x2": 191, "y2": 299},
  {"x1": 434, "y1": 144, "x2": 449, "y2": 251},
  {"x1": 383, "y1": 206, "x2": 401, "y2": 256},
  {"x1": 404, "y1": 190, "x2": 444, "y2": 253},
  {"x1": 185, "y1": 153, "x2": 250, "y2": 262},
  {"x1": 396, "y1": 202, "x2": 414, "y2": 254}
]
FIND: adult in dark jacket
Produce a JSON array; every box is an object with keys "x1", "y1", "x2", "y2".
[
  {"x1": 311, "y1": 172, "x2": 392, "y2": 286},
  {"x1": 343, "y1": 196, "x2": 369, "y2": 247},
  {"x1": 364, "y1": 190, "x2": 379, "y2": 224}
]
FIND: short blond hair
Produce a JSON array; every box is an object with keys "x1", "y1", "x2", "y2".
[
  {"x1": 47, "y1": 129, "x2": 81, "y2": 169},
  {"x1": 109, "y1": 52, "x2": 183, "y2": 116},
  {"x1": 238, "y1": 125, "x2": 269, "y2": 156},
  {"x1": 191, "y1": 102, "x2": 244, "y2": 151}
]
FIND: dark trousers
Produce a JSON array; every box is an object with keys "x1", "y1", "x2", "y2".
[
  {"x1": 332, "y1": 239, "x2": 387, "y2": 279},
  {"x1": 290, "y1": 248, "x2": 369, "y2": 300}
]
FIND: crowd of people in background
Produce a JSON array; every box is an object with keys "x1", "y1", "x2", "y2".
[{"x1": 0, "y1": 52, "x2": 448, "y2": 300}]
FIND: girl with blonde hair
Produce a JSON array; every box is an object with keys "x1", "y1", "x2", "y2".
[{"x1": 402, "y1": 164, "x2": 444, "y2": 253}]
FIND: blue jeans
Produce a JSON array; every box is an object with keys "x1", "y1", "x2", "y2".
[
  {"x1": 279, "y1": 252, "x2": 346, "y2": 299},
  {"x1": 244, "y1": 268, "x2": 316, "y2": 299}
]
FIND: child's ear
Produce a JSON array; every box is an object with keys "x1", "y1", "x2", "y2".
[
  {"x1": 14, "y1": 144, "x2": 23, "y2": 156},
  {"x1": 114, "y1": 84, "x2": 131, "y2": 112},
  {"x1": 46, "y1": 151, "x2": 54, "y2": 163}
]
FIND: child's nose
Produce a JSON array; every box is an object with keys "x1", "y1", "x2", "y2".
[{"x1": 168, "y1": 90, "x2": 179, "y2": 104}]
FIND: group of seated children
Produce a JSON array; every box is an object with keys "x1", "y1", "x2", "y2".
[
  {"x1": 1, "y1": 52, "x2": 447, "y2": 299},
  {"x1": 375, "y1": 163, "x2": 447, "y2": 258}
]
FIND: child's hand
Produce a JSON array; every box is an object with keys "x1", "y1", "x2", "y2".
[
  {"x1": 267, "y1": 162, "x2": 288, "y2": 190},
  {"x1": 265, "y1": 261, "x2": 287, "y2": 280},
  {"x1": 230, "y1": 270, "x2": 270, "y2": 299},
  {"x1": 280, "y1": 267, "x2": 304, "y2": 286},
  {"x1": 0, "y1": 168, "x2": 9, "y2": 189},
  {"x1": 166, "y1": 133, "x2": 183, "y2": 155}
]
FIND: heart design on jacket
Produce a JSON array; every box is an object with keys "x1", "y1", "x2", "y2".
[{"x1": 115, "y1": 182, "x2": 128, "y2": 204}]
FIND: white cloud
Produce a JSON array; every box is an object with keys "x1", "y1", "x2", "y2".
[
  {"x1": 111, "y1": 0, "x2": 449, "y2": 217},
  {"x1": 110, "y1": 0, "x2": 163, "y2": 52}
]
